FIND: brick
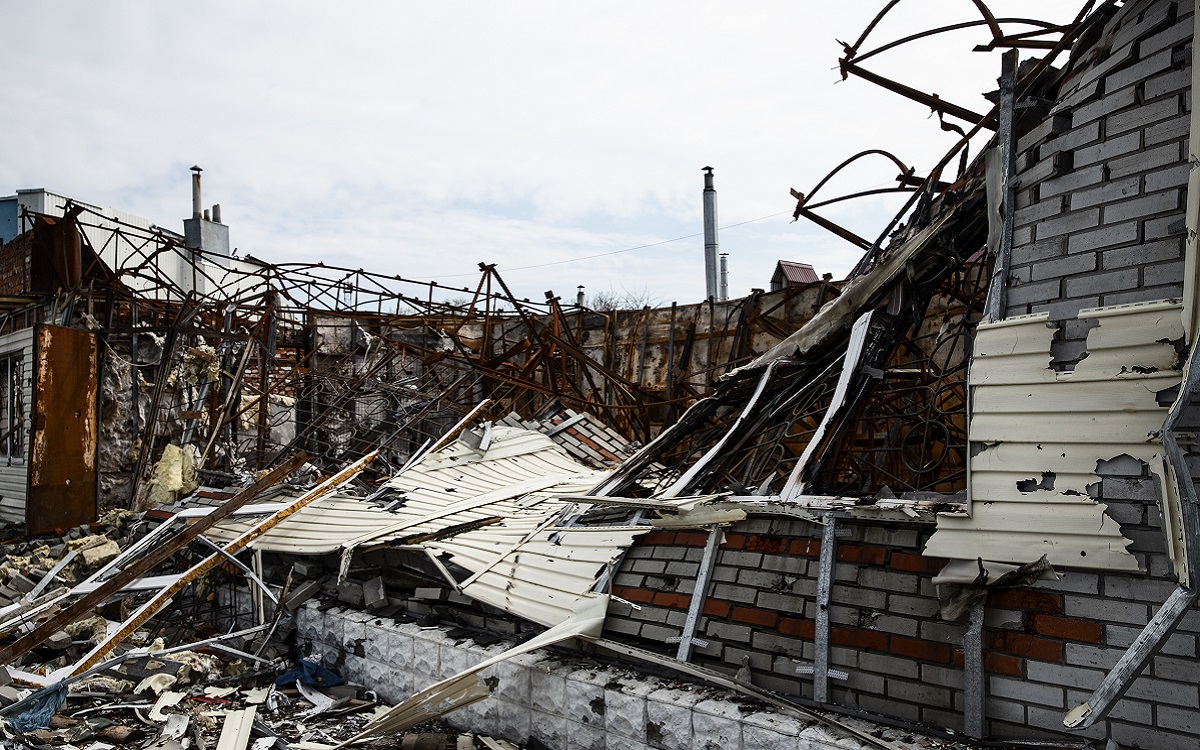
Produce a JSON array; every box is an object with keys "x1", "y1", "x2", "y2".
[
  {"x1": 1006, "y1": 278, "x2": 1061, "y2": 306},
  {"x1": 730, "y1": 606, "x2": 778, "y2": 627},
  {"x1": 990, "y1": 675, "x2": 1064, "y2": 707},
  {"x1": 870, "y1": 614, "x2": 918, "y2": 637},
  {"x1": 987, "y1": 589, "x2": 1062, "y2": 613},
  {"x1": 1147, "y1": 115, "x2": 1190, "y2": 152},
  {"x1": 858, "y1": 652, "x2": 919, "y2": 680},
  {"x1": 1030, "y1": 614, "x2": 1103, "y2": 641},
  {"x1": 889, "y1": 551, "x2": 944, "y2": 574},
  {"x1": 887, "y1": 593, "x2": 940, "y2": 618},
  {"x1": 1013, "y1": 195, "x2": 1066, "y2": 226},
  {"x1": 1109, "y1": 141, "x2": 1182, "y2": 179},
  {"x1": 711, "y1": 583, "x2": 756, "y2": 604},
  {"x1": 1031, "y1": 251, "x2": 1097, "y2": 281},
  {"x1": 992, "y1": 632, "x2": 1063, "y2": 662},
  {"x1": 1033, "y1": 207, "x2": 1100, "y2": 239},
  {"x1": 1146, "y1": 161, "x2": 1190, "y2": 191},
  {"x1": 1145, "y1": 259, "x2": 1185, "y2": 285},
  {"x1": 630, "y1": 559, "x2": 667, "y2": 575},
  {"x1": 1107, "y1": 95, "x2": 1181, "y2": 134},
  {"x1": 1066, "y1": 221, "x2": 1140, "y2": 254},
  {"x1": 742, "y1": 535, "x2": 791, "y2": 554},
  {"x1": 1106, "y1": 47, "x2": 1176, "y2": 93},
  {"x1": 1076, "y1": 130, "x2": 1144, "y2": 166},
  {"x1": 702, "y1": 620, "x2": 752, "y2": 642},
  {"x1": 653, "y1": 592, "x2": 691, "y2": 610},
  {"x1": 719, "y1": 533, "x2": 746, "y2": 550},
  {"x1": 1104, "y1": 188, "x2": 1182, "y2": 224},
  {"x1": 1139, "y1": 16, "x2": 1195, "y2": 58},
  {"x1": 641, "y1": 532, "x2": 676, "y2": 546},
  {"x1": 886, "y1": 677, "x2": 953, "y2": 708},
  {"x1": 831, "y1": 626, "x2": 887, "y2": 651},
  {"x1": 778, "y1": 617, "x2": 814, "y2": 639},
  {"x1": 1101, "y1": 236, "x2": 1183, "y2": 268},
  {"x1": 1026, "y1": 660, "x2": 1103, "y2": 690},
  {"x1": 1038, "y1": 120, "x2": 1102, "y2": 160},
  {"x1": 614, "y1": 586, "x2": 654, "y2": 604},
  {"x1": 702, "y1": 599, "x2": 730, "y2": 618},
  {"x1": 1070, "y1": 85, "x2": 1140, "y2": 127},
  {"x1": 835, "y1": 544, "x2": 887, "y2": 565},
  {"x1": 1063, "y1": 594, "x2": 1149, "y2": 624},
  {"x1": 754, "y1": 590, "x2": 807, "y2": 613},
  {"x1": 857, "y1": 567, "x2": 919, "y2": 593},
  {"x1": 1123, "y1": 675, "x2": 1199, "y2": 706},
  {"x1": 1071, "y1": 174, "x2": 1141, "y2": 210},
  {"x1": 1157, "y1": 704, "x2": 1200, "y2": 734},
  {"x1": 717, "y1": 551, "x2": 761, "y2": 568},
  {"x1": 1104, "y1": 283, "x2": 1182, "y2": 305},
  {"x1": 984, "y1": 652, "x2": 1022, "y2": 676},
  {"x1": 1017, "y1": 113, "x2": 1072, "y2": 154},
  {"x1": 1011, "y1": 235, "x2": 1066, "y2": 265},
  {"x1": 889, "y1": 636, "x2": 952, "y2": 663},
  {"x1": 674, "y1": 532, "x2": 708, "y2": 546},
  {"x1": 1018, "y1": 150, "x2": 1072, "y2": 185},
  {"x1": 789, "y1": 538, "x2": 820, "y2": 556},
  {"x1": 1038, "y1": 164, "x2": 1106, "y2": 199}
]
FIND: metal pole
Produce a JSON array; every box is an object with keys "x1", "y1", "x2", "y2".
[
  {"x1": 964, "y1": 602, "x2": 986, "y2": 738},
  {"x1": 702, "y1": 167, "x2": 719, "y2": 300},
  {"x1": 813, "y1": 515, "x2": 838, "y2": 703},
  {"x1": 672, "y1": 526, "x2": 722, "y2": 662}
]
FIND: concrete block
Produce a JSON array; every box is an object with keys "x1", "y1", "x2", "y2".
[
  {"x1": 285, "y1": 579, "x2": 323, "y2": 612},
  {"x1": 363, "y1": 576, "x2": 387, "y2": 614},
  {"x1": 646, "y1": 687, "x2": 700, "y2": 750},
  {"x1": 606, "y1": 678, "x2": 655, "y2": 740},
  {"x1": 565, "y1": 720, "x2": 605, "y2": 750},
  {"x1": 493, "y1": 699, "x2": 532, "y2": 743},
  {"x1": 691, "y1": 699, "x2": 742, "y2": 750},
  {"x1": 337, "y1": 580, "x2": 364, "y2": 608},
  {"x1": 411, "y1": 632, "x2": 441, "y2": 680},
  {"x1": 491, "y1": 652, "x2": 534, "y2": 707},
  {"x1": 564, "y1": 668, "x2": 610, "y2": 727},
  {"x1": 528, "y1": 710, "x2": 568, "y2": 749}
]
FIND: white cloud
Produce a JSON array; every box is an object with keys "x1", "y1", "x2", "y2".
[{"x1": 3, "y1": 2, "x2": 1080, "y2": 304}]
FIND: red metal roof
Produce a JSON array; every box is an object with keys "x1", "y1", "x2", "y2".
[{"x1": 774, "y1": 260, "x2": 819, "y2": 285}]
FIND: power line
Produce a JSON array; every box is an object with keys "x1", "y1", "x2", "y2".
[{"x1": 436, "y1": 210, "x2": 791, "y2": 277}]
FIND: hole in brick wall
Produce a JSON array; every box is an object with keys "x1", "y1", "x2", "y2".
[{"x1": 1049, "y1": 319, "x2": 1098, "y2": 372}]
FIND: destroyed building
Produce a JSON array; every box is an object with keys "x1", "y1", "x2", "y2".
[{"x1": 2, "y1": 1, "x2": 1200, "y2": 748}]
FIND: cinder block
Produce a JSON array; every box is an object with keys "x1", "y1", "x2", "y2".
[{"x1": 528, "y1": 711, "x2": 568, "y2": 749}]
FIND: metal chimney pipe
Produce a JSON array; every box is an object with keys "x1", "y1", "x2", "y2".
[
  {"x1": 577, "y1": 285, "x2": 586, "y2": 308},
  {"x1": 702, "y1": 167, "x2": 718, "y2": 300},
  {"x1": 719, "y1": 253, "x2": 728, "y2": 301},
  {"x1": 190, "y1": 165, "x2": 203, "y2": 219},
  {"x1": 212, "y1": 204, "x2": 222, "y2": 224}
]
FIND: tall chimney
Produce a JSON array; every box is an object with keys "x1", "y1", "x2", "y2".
[
  {"x1": 190, "y1": 165, "x2": 203, "y2": 219},
  {"x1": 702, "y1": 167, "x2": 718, "y2": 300},
  {"x1": 719, "y1": 253, "x2": 728, "y2": 301}
]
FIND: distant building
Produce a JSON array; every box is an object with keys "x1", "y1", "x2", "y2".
[{"x1": 769, "y1": 259, "x2": 819, "y2": 291}]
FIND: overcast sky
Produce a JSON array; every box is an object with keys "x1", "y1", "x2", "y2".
[{"x1": 3, "y1": 3, "x2": 1078, "y2": 306}]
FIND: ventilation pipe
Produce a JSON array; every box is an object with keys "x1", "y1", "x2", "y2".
[
  {"x1": 719, "y1": 253, "x2": 728, "y2": 301},
  {"x1": 213, "y1": 204, "x2": 222, "y2": 224},
  {"x1": 190, "y1": 165, "x2": 203, "y2": 219},
  {"x1": 577, "y1": 285, "x2": 586, "y2": 308},
  {"x1": 702, "y1": 167, "x2": 718, "y2": 300}
]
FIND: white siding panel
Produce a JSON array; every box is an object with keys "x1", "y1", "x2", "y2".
[
  {"x1": 0, "y1": 327, "x2": 34, "y2": 524},
  {"x1": 926, "y1": 301, "x2": 1184, "y2": 571}
]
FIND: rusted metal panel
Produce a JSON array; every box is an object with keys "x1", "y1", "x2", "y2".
[{"x1": 26, "y1": 324, "x2": 98, "y2": 535}]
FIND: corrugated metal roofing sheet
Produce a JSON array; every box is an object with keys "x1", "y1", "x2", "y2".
[
  {"x1": 775, "y1": 260, "x2": 819, "y2": 285},
  {"x1": 925, "y1": 300, "x2": 1184, "y2": 571}
]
